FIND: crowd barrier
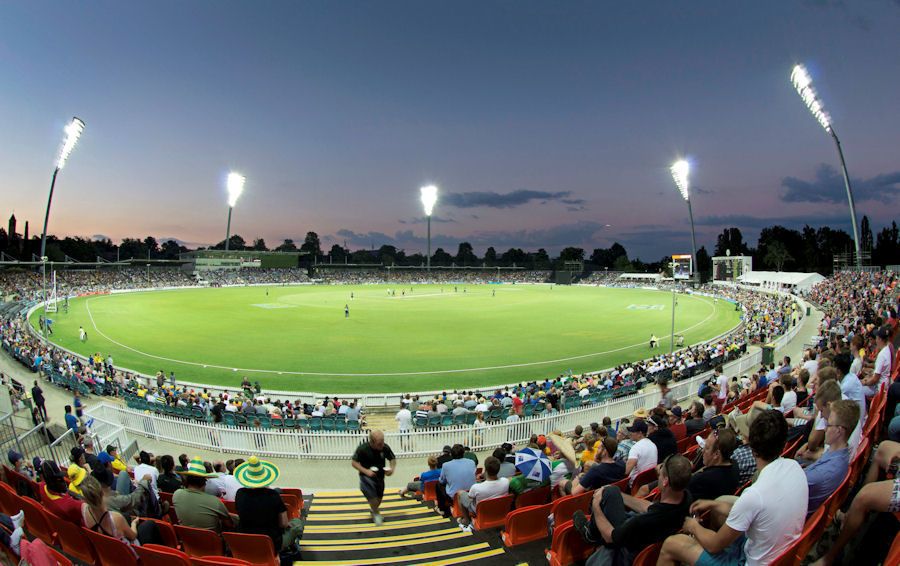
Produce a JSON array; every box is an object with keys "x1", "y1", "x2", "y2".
[{"x1": 83, "y1": 306, "x2": 805, "y2": 459}]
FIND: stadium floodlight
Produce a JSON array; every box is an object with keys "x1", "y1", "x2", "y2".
[
  {"x1": 420, "y1": 185, "x2": 438, "y2": 270},
  {"x1": 790, "y1": 63, "x2": 861, "y2": 268},
  {"x1": 224, "y1": 172, "x2": 246, "y2": 251},
  {"x1": 670, "y1": 159, "x2": 697, "y2": 283},
  {"x1": 39, "y1": 117, "x2": 86, "y2": 335}
]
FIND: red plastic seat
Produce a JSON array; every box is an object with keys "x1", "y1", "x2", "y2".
[
  {"x1": 551, "y1": 490, "x2": 594, "y2": 528},
  {"x1": 472, "y1": 493, "x2": 515, "y2": 530},
  {"x1": 279, "y1": 487, "x2": 303, "y2": 510},
  {"x1": 771, "y1": 505, "x2": 826, "y2": 566},
  {"x1": 0, "y1": 482, "x2": 20, "y2": 516},
  {"x1": 135, "y1": 544, "x2": 193, "y2": 566},
  {"x1": 886, "y1": 530, "x2": 900, "y2": 566},
  {"x1": 632, "y1": 542, "x2": 661, "y2": 566},
  {"x1": 20, "y1": 496, "x2": 57, "y2": 545},
  {"x1": 546, "y1": 519, "x2": 595, "y2": 566},
  {"x1": 175, "y1": 525, "x2": 224, "y2": 557},
  {"x1": 140, "y1": 517, "x2": 180, "y2": 549},
  {"x1": 56, "y1": 514, "x2": 100, "y2": 564},
  {"x1": 44, "y1": 543, "x2": 74, "y2": 566},
  {"x1": 222, "y1": 531, "x2": 279, "y2": 566},
  {"x1": 223, "y1": 499, "x2": 237, "y2": 514},
  {"x1": 82, "y1": 527, "x2": 138, "y2": 566},
  {"x1": 281, "y1": 493, "x2": 302, "y2": 519},
  {"x1": 159, "y1": 491, "x2": 180, "y2": 523},
  {"x1": 630, "y1": 467, "x2": 658, "y2": 495},
  {"x1": 192, "y1": 557, "x2": 253, "y2": 566},
  {"x1": 502, "y1": 502, "x2": 552, "y2": 546},
  {"x1": 423, "y1": 480, "x2": 439, "y2": 502},
  {"x1": 515, "y1": 485, "x2": 551, "y2": 508}
]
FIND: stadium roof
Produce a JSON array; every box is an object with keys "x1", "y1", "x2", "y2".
[{"x1": 737, "y1": 271, "x2": 825, "y2": 291}]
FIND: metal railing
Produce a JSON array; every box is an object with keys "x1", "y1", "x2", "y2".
[{"x1": 0, "y1": 412, "x2": 72, "y2": 465}]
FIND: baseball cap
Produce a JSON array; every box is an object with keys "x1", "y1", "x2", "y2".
[
  {"x1": 627, "y1": 419, "x2": 648, "y2": 434},
  {"x1": 668, "y1": 406, "x2": 683, "y2": 418},
  {"x1": 98, "y1": 452, "x2": 115, "y2": 465},
  {"x1": 874, "y1": 326, "x2": 891, "y2": 340},
  {"x1": 7, "y1": 450, "x2": 23, "y2": 465}
]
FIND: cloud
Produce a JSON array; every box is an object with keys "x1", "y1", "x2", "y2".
[
  {"x1": 443, "y1": 189, "x2": 584, "y2": 209},
  {"x1": 398, "y1": 216, "x2": 457, "y2": 225},
  {"x1": 328, "y1": 221, "x2": 610, "y2": 253},
  {"x1": 91, "y1": 234, "x2": 110, "y2": 241},
  {"x1": 780, "y1": 164, "x2": 900, "y2": 204}
]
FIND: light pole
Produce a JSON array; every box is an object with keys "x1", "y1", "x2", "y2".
[
  {"x1": 670, "y1": 262, "x2": 677, "y2": 355},
  {"x1": 224, "y1": 172, "x2": 245, "y2": 251},
  {"x1": 670, "y1": 160, "x2": 697, "y2": 282},
  {"x1": 39, "y1": 117, "x2": 85, "y2": 334},
  {"x1": 791, "y1": 64, "x2": 861, "y2": 268},
  {"x1": 420, "y1": 185, "x2": 438, "y2": 271}
]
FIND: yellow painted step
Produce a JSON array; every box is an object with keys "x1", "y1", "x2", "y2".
[
  {"x1": 293, "y1": 542, "x2": 491, "y2": 565},
  {"x1": 310, "y1": 500, "x2": 423, "y2": 512},
  {"x1": 412, "y1": 548, "x2": 508, "y2": 566},
  {"x1": 298, "y1": 526, "x2": 462, "y2": 545},
  {"x1": 299, "y1": 530, "x2": 472, "y2": 551},
  {"x1": 305, "y1": 507, "x2": 432, "y2": 521},
  {"x1": 303, "y1": 516, "x2": 448, "y2": 533}
]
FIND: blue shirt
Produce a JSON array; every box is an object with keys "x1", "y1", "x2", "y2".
[
  {"x1": 420, "y1": 469, "x2": 441, "y2": 483},
  {"x1": 65, "y1": 413, "x2": 78, "y2": 432},
  {"x1": 805, "y1": 447, "x2": 849, "y2": 516},
  {"x1": 439, "y1": 458, "x2": 476, "y2": 497}
]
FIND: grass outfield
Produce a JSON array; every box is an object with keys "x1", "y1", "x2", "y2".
[{"x1": 31, "y1": 284, "x2": 740, "y2": 393}]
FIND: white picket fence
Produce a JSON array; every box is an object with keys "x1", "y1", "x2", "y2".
[{"x1": 84, "y1": 312, "x2": 805, "y2": 460}]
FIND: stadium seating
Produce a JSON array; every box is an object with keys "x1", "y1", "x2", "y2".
[
  {"x1": 82, "y1": 527, "x2": 138, "y2": 566},
  {"x1": 139, "y1": 517, "x2": 180, "y2": 549},
  {"x1": 632, "y1": 542, "x2": 661, "y2": 566},
  {"x1": 630, "y1": 467, "x2": 658, "y2": 495},
  {"x1": 472, "y1": 494, "x2": 515, "y2": 530},
  {"x1": 55, "y1": 514, "x2": 100, "y2": 564},
  {"x1": 546, "y1": 519, "x2": 596, "y2": 566},
  {"x1": 551, "y1": 490, "x2": 594, "y2": 528},
  {"x1": 222, "y1": 532, "x2": 279, "y2": 566},
  {"x1": 501, "y1": 502, "x2": 553, "y2": 546},
  {"x1": 515, "y1": 485, "x2": 551, "y2": 508},
  {"x1": 135, "y1": 543, "x2": 193, "y2": 566},
  {"x1": 20, "y1": 496, "x2": 57, "y2": 545},
  {"x1": 771, "y1": 505, "x2": 826, "y2": 566},
  {"x1": 174, "y1": 524, "x2": 224, "y2": 557}
]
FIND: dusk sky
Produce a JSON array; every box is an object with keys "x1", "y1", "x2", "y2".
[{"x1": 2, "y1": 1, "x2": 899, "y2": 261}]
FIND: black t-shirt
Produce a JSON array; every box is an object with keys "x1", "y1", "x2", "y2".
[
  {"x1": 795, "y1": 390, "x2": 809, "y2": 407},
  {"x1": 649, "y1": 429, "x2": 678, "y2": 462},
  {"x1": 158, "y1": 472, "x2": 182, "y2": 494},
  {"x1": 687, "y1": 464, "x2": 740, "y2": 501},
  {"x1": 436, "y1": 453, "x2": 453, "y2": 469},
  {"x1": 352, "y1": 442, "x2": 396, "y2": 478},
  {"x1": 579, "y1": 461, "x2": 625, "y2": 490},
  {"x1": 612, "y1": 492, "x2": 692, "y2": 552},
  {"x1": 684, "y1": 418, "x2": 705, "y2": 435},
  {"x1": 235, "y1": 487, "x2": 287, "y2": 549}
]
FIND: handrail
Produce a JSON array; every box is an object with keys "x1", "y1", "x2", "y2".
[{"x1": 24, "y1": 284, "x2": 768, "y2": 406}]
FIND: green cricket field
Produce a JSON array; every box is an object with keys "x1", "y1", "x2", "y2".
[{"x1": 31, "y1": 284, "x2": 740, "y2": 393}]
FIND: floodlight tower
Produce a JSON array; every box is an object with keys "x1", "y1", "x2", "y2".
[
  {"x1": 670, "y1": 160, "x2": 697, "y2": 280},
  {"x1": 39, "y1": 117, "x2": 85, "y2": 334},
  {"x1": 224, "y1": 172, "x2": 245, "y2": 251},
  {"x1": 420, "y1": 185, "x2": 438, "y2": 270},
  {"x1": 791, "y1": 64, "x2": 861, "y2": 267}
]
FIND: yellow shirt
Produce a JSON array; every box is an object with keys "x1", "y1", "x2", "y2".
[
  {"x1": 112, "y1": 456, "x2": 128, "y2": 473},
  {"x1": 580, "y1": 440, "x2": 600, "y2": 466}
]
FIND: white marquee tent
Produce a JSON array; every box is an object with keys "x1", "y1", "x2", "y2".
[{"x1": 736, "y1": 271, "x2": 825, "y2": 292}]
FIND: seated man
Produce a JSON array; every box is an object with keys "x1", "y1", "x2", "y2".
[
  {"x1": 624, "y1": 419, "x2": 658, "y2": 488},
  {"x1": 456, "y1": 456, "x2": 510, "y2": 531},
  {"x1": 658, "y1": 410, "x2": 808, "y2": 566},
  {"x1": 399, "y1": 455, "x2": 440, "y2": 498},
  {"x1": 435, "y1": 444, "x2": 476, "y2": 517},
  {"x1": 173, "y1": 457, "x2": 236, "y2": 533},
  {"x1": 568, "y1": 437, "x2": 625, "y2": 496},
  {"x1": 688, "y1": 427, "x2": 740, "y2": 501},
  {"x1": 234, "y1": 456, "x2": 303, "y2": 553},
  {"x1": 572, "y1": 454, "x2": 693, "y2": 566},
  {"x1": 804, "y1": 400, "x2": 858, "y2": 516},
  {"x1": 813, "y1": 439, "x2": 900, "y2": 566}
]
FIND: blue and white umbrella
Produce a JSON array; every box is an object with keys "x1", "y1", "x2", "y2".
[{"x1": 514, "y1": 447, "x2": 551, "y2": 482}]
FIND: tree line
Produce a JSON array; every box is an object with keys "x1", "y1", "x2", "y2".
[{"x1": 1, "y1": 216, "x2": 897, "y2": 276}]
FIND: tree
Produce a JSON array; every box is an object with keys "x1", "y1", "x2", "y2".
[
  {"x1": 533, "y1": 248, "x2": 551, "y2": 269},
  {"x1": 764, "y1": 240, "x2": 793, "y2": 272},
  {"x1": 160, "y1": 239, "x2": 186, "y2": 259},
  {"x1": 696, "y1": 246, "x2": 712, "y2": 283},
  {"x1": 431, "y1": 247, "x2": 452, "y2": 266},
  {"x1": 275, "y1": 239, "x2": 298, "y2": 252},
  {"x1": 143, "y1": 236, "x2": 159, "y2": 258},
  {"x1": 873, "y1": 221, "x2": 900, "y2": 266},
  {"x1": 756, "y1": 226, "x2": 802, "y2": 272},
  {"x1": 613, "y1": 255, "x2": 633, "y2": 272},
  {"x1": 860, "y1": 216, "x2": 874, "y2": 254},
  {"x1": 328, "y1": 244, "x2": 347, "y2": 264},
  {"x1": 713, "y1": 228, "x2": 750, "y2": 257},
  {"x1": 252, "y1": 238, "x2": 269, "y2": 251},
  {"x1": 590, "y1": 242, "x2": 628, "y2": 269},
  {"x1": 455, "y1": 242, "x2": 477, "y2": 266},
  {"x1": 558, "y1": 247, "x2": 585, "y2": 263},
  {"x1": 483, "y1": 246, "x2": 497, "y2": 266},
  {"x1": 301, "y1": 232, "x2": 322, "y2": 258},
  {"x1": 377, "y1": 245, "x2": 399, "y2": 265}
]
